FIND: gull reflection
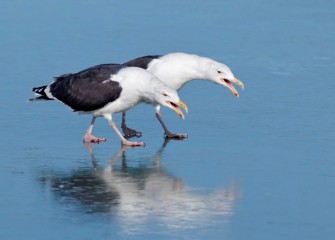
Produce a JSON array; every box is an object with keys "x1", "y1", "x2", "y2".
[{"x1": 39, "y1": 139, "x2": 237, "y2": 233}]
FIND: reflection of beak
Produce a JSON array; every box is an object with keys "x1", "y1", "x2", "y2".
[
  {"x1": 220, "y1": 78, "x2": 244, "y2": 97},
  {"x1": 166, "y1": 100, "x2": 188, "y2": 119}
]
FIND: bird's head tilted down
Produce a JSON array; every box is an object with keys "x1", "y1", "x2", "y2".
[
  {"x1": 207, "y1": 61, "x2": 244, "y2": 97},
  {"x1": 153, "y1": 85, "x2": 188, "y2": 119},
  {"x1": 120, "y1": 67, "x2": 188, "y2": 120}
]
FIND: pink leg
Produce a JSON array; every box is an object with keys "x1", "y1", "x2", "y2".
[
  {"x1": 83, "y1": 116, "x2": 107, "y2": 143},
  {"x1": 109, "y1": 120, "x2": 145, "y2": 146}
]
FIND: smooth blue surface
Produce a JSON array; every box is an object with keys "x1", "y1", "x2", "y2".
[{"x1": 1, "y1": 0, "x2": 334, "y2": 239}]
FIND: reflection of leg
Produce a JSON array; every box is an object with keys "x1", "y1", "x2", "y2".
[
  {"x1": 84, "y1": 140, "x2": 128, "y2": 172},
  {"x1": 109, "y1": 119, "x2": 145, "y2": 146},
  {"x1": 156, "y1": 111, "x2": 188, "y2": 139},
  {"x1": 83, "y1": 116, "x2": 107, "y2": 143},
  {"x1": 162, "y1": 138, "x2": 171, "y2": 148},
  {"x1": 83, "y1": 142, "x2": 99, "y2": 169},
  {"x1": 153, "y1": 138, "x2": 171, "y2": 165},
  {"x1": 107, "y1": 145, "x2": 129, "y2": 172},
  {"x1": 121, "y1": 146, "x2": 128, "y2": 171},
  {"x1": 121, "y1": 112, "x2": 142, "y2": 139}
]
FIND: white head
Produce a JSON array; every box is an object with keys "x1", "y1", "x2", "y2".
[
  {"x1": 152, "y1": 83, "x2": 188, "y2": 119},
  {"x1": 149, "y1": 53, "x2": 244, "y2": 96},
  {"x1": 116, "y1": 67, "x2": 188, "y2": 119},
  {"x1": 200, "y1": 57, "x2": 244, "y2": 97}
]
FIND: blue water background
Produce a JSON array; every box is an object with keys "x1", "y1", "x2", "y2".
[{"x1": 0, "y1": 0, "x2": 334, "y2": 239}]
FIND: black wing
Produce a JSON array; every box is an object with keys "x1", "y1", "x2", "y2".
[
  {"x1": 50, "y1": 64, "x2": 124, "y2": 112},
  {"x1": 123, "y1": 55, "x2": 161, "y2": 69}
]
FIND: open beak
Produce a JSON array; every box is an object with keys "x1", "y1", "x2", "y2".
[
  {"x1": 231, "y1": 78, "x2": 244, "y2": 90},
  {"x1": 220, "y1": 78, "x2": 244, "y2": 97},
  {"x1": 166, "y1": 100, "x2": 188, "y2": 119}
]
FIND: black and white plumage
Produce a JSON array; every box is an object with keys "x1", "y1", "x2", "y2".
[
  {"x1": 122, "y1": 52, "x2": 244, "y2": 139},
  {"x1": 31, "y1": 64, "x2": 188, "y2": 146},
  {"x1": 34, "y1": 64, "x2": 123, "y2": 111}
]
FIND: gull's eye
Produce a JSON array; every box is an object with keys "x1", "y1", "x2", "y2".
[
  {"x1": 162, "y1": 93, "x2": 169, "y2": 97},
  {"x1": 217, "y1": 70, "x2": 222, "y2": 74}
]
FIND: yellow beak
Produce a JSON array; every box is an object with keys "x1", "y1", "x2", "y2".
[
  {"x1": 231, "y1": 78, "x2": 244, "y2": 90},
  {"x1": 167, "y1": 100, "x2": 188, "y2": 119},
  {"x1": 178, "y1": 100, "x2": 188, "y2": 113},
  {"x1": 220, "y1": 78, "x2": 244, "y2": 97}
]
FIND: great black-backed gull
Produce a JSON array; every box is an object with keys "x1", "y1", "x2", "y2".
[
  {"x1": 123, "y1": 52, "x2": 244, "y2": 139},
  {"x1": 31, "y1": 64, "x2": 188, "y2": 146}
]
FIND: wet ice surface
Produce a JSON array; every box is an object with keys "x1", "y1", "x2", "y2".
[
  {"x1": 38, "y1": 142, "x2": 236, "y2": 237},
  {"x1": 1, "y1": 0, "x2": 335, "y2": 239}
]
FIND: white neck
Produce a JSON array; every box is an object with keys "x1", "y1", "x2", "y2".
[
  {"x1": 147, "y1": 53, "x2": 213, "y2": 90},
  {"x1": 113, "y1": 67, "x2": 161, "y2": 107}
]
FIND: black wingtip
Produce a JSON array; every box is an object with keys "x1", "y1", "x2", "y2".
[{"x1": 32, "y1": 85, "x2": 47, "y2": 94}]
